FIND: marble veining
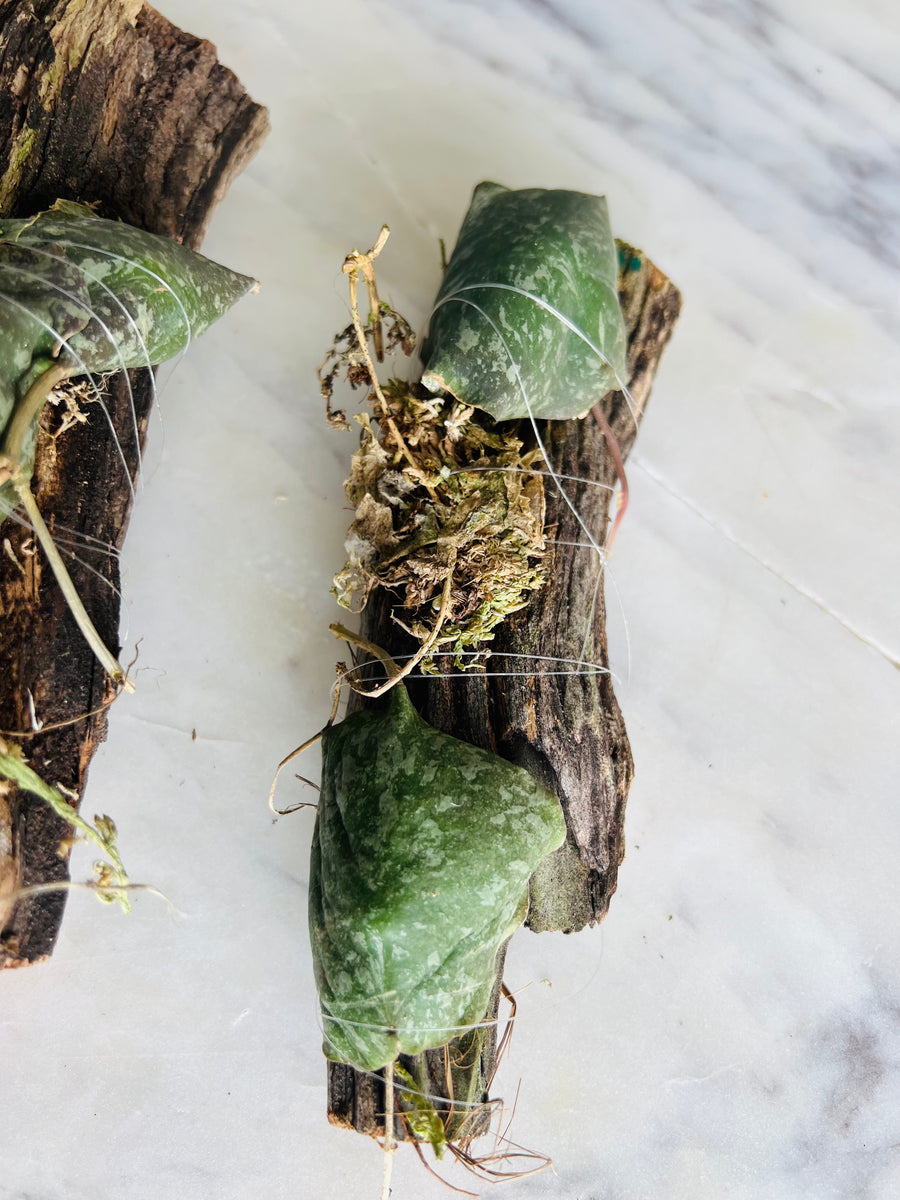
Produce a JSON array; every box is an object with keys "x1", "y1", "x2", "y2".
[
  {"x1": 388, "y1": 0, "x2": 900, "y2": 317},
  {"x1": 1, "y1": 1, "x2": 897, "y2": 1198}
]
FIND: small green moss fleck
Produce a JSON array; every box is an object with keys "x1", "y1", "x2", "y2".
[{"x1": 0, "y1": 127, "x2": 37, "y2": 211}]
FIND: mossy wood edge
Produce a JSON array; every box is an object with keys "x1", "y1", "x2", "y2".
[
  {"x1": 0, "y1": 0, "x2": 268, "y2": 968},
  {"x1": 328, "y1": 244, "x2": 682, "y2": 1138}
]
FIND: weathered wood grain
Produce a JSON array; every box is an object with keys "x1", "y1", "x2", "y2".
[{"x1": 0, "y1": 0, "x2": 268, "y2": 968}]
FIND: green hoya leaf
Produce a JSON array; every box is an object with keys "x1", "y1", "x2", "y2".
[
  {"x1": 0, "y1": 201, "x2": 256, "y2": 506},
  {"x1": 0, "y1": 240, "x2": 93, "y2": 392},
  {"x1": 308, "y1": 684, "x2": 566, "y2": 1072},
  {"x1": 421, "y1": 181, "x2": 627, "y2": 422},
  {"x1": 0, "y1": 240, "x2": 96, "y2": 504},
  {"x1": 0, "y1": 202, "x2": 257, "y2": 377}
]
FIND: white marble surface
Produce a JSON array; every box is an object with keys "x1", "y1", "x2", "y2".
[{"x1": 2, "y1": 1, "x2": 899, "y2": 1197}]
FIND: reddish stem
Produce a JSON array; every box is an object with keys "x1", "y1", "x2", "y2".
[{"x1": 591, "y1": 401, "x2": 629, "y2": 551}]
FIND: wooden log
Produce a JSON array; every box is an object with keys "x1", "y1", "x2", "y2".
[
  {"x1": 327, "y1": 244, "x2": 682, "y2": 1137},
  {"x1": 0, "y1": 0, "x2": 268, "y2": 968}
]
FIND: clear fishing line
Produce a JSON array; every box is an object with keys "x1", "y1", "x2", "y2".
[
  {"x1": 0, "y1": 232, "x2": 194, "y2": 569},
  {"x1": 426, "y1": 292, "x2": 608, "y2": 565},
  {"x1": 42, "y1": 521, "x2": 122, "y2": 558},
  {"x1": 0, "y1": 289, "x2": 135, "y2": 494},
  {"x1": 51, "y1": 238, "x2": 195, "y2": 353},
  {"x1": 51, "y1": 236, "x2": 198, "y2": 464},
  {"x1": 4, "y1": 241, "x2": 158, "y2": 483},
  {"x1": 338, "y1": 651, "x2": 612, "y2": 687},
  {"x1": 321, "y1": 1011, "x2": 501, "y2": 1038},
  {"x1": 50, "y1": 236, "x2": 200, "y2": 470},
  {"x1": 0, "y1": 282, "x2": 142, "y2": 606},
  {"x1": 434, "y1": 279, "x2": 640, "y2": 429},
  {"x1": 428, "y1": 275, "x2": 638, "y2": 675},
  {"x1": 425, "y1": 288, "x2": 630, "y2": 666},
  {"x1": 445, "y1": 464, "x2": 614, "y2": 493},
  {"x1": 0, "y1": 494, "x2": 123, "y2": 604}
]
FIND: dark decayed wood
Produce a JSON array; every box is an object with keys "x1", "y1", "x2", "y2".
[
  {"x1": 327, "y1": 244, "x2": 682, "y2": 1137},
  {"x1": 0, "y1": 0, "x2": 268, "y2": 968}
]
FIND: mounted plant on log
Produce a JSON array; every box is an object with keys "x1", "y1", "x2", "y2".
[
  {"x1": 282, "y1": 182, "x2": 681, "y2": 1192},
  {"x1": 0, "y1": 201, "x2": 255, "y2": 914},
  {"x1": 0, "y1": 200, "x2": 256, "y2": 685},
  {"x1": 0, "y1": 0, "x2": 268, "y2": 967}
]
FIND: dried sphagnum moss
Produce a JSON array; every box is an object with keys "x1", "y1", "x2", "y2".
[{"x1": 320, "y1": 290, "x2": 548, "y2": 669}]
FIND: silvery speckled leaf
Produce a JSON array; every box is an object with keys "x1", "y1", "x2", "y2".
[
  {"x1": 0, "y1": 239, "x2": 96, "y2": 506},
  {"x1": 421, "y1": 182, "x2": 627, "y2": 422},
  {"x1": 0, "y1": 240, "x2": 93, "y2": 392},
  {"x1": 308, "y1": 684, "x2": 566, "y2": 1071},
  {"x1": 0, "y1": 201, "x2": 256, "y2": 377},
  {"x1": 0, "y1": 201, "x2": 256, "y2": 507}
]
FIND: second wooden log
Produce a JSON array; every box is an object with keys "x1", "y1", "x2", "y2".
[{"x1": 326, "y1": 244, "x2": 682, "y2": 1137}]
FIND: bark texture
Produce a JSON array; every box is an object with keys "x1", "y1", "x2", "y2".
[
  {"x1": 327, "y1": 244, "x2": 682, "y2": 1138},
  {"x1": 0, "y1": 0, "x2": 268, "y2": 968}
]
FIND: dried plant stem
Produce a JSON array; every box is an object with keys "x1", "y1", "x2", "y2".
[
  {"x1": 267, "y1": 685, "x2": 342, "y2": 814},
  {"x1": 268, "y1": 729, "x2": 324, "y2": 815},
  {"x1": 343, "y1": 229, "x2": 438, "y2": 502},
  {"x1": 0, "y1": 693, "x2": 118, "y2": 739},
  {"x1": 329, "y1": 625, "x2": 401, "y2": 680},
  {"x1": 331, "y1": 553, "x2": 458, "y2": 699},
  {"x1": 0, "y1": 362, "x2": 131, "y2": 690},
  {"x1": 0, "y1": 362, "x2": 72, "y2": 472},
  {"x1": 0, "y1": 739, "x2": 130, "y2": 910},
  {"x1": 14, "y1": 483, "x2": 131, "y2": 691}
]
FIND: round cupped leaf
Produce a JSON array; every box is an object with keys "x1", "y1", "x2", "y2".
[
  {"x1": 309, "y1": 684, "x2": 566, "y2": 1072},
  {"x1": 421, "y1": 182, "x2": 627, "y2": 422}
]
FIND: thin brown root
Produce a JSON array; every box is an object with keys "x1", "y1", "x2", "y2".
[
  {"x1": 293, "y1": 774, "x2": 320, "y2": 793},
  {"x1": 338, "y1": 556, "x2": 457, "y2": 700},
  {"x1": 268, "y1": 676, "x2": 343, "y2": 812},
  {"x1": 408, "y1": 1132, "x2": 478, "y2": 1198},
  {"x1": 487, "y1": 983, "x2": 518, "y2": 1091},
  {"x1": 0, "y1": 691, "x2": 119, "y2": 738},
  {"x1": 445, "y1": 1135, "x2": 552, "y2": 1184},
  {"x1": 403, "y1": 1092, "x2": 551, "y2": 1192},
  {"x1": 268, "y1": 729, "x2": 324, "y2": 815},
  {"x1": 591, "y1": 400, "x2": 629, "y2": 551},
  {"x1": 497, "y1": 1079, "x2": 524, "y2": 1155}
]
